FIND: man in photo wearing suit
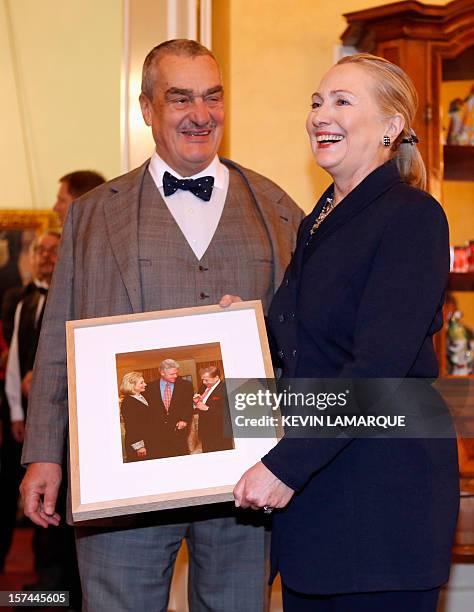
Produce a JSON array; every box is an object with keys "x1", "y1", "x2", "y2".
[
  {"x1": 193, "y1": 365, "x2": 233, "y2": 453},
  {"x1": 19, "y1": 39, "x2": 303, "y2": 611},
  {"x1": 145, "y1": 359, "x2": 194, "y2": 458}
]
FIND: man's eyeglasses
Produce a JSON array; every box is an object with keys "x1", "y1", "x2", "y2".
[{"x1": 33, "y1": 246, "x2": 58, "y2": 257}]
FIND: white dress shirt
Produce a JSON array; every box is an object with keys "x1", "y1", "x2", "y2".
[
  {"x1": 201, "y1": 379, "x2": 221, "y2": 406},
  {"x1": 5, "y1": 280, "x2": 49, "y2": 422},
  {"x1": 148, "y1": 152, "x2": 230, "y2": 260}
]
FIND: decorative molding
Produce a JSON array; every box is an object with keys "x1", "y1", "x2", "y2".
[
  {"x1": 121, "y1": 0, "x2": 131, "y2": 173},
  {"x1": 0, "y1": 210, "x2": 59, "y2": 232},
  {"x1": 166, "y1": 0, "x2": 178, "y2": 39},
  {"x1": 3, "y1": 0, "x2": 38, "y2": 207},
  {"x1": 166, "y1": 0, "x2": 200, "y2": 40},
  {"x1": 200, "y1": 0, "x2": 212, "y2": 49},
  {"x1": 187, "y1": 0, "x2": 197, "y2": 40}
]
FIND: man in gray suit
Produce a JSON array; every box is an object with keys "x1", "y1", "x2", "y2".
[{"x1": 20, "y1": 39, "x2": 303, "y2": 611}]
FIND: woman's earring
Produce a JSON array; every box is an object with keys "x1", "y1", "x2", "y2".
[{"x1": 383, "y1": 135, "x2": 391, "y2": 147}]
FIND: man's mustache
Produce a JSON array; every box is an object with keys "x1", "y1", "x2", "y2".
[{"x1": 179, "y1": 120, "x2": 217, "y2": 131}]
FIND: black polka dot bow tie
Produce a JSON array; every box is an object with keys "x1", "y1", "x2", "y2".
[{"x1": 162, "y1": 171, "x2": 214, "y2": 202}]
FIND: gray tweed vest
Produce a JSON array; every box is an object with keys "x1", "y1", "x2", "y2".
[{"x1": 138, "y1": 167, "x2": 274, "y2": 312}]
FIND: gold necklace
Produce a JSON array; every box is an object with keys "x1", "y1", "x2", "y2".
[{"x1": 309, "y1": 196, "x2": 336, "y2": 235}]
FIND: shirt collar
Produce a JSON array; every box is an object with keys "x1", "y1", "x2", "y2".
[
  {"x1": 33, "y1": 278, "x2": 49, "y2": 290},
  {"x1": 203, "y1": 379, "x2": 221, "y2": 398},
  {"x1": 160, "y1": 378, "x2": 175, "y2": 389},
  {"x1": 149, "y1": 152, "x2": 226, "y2": 191}
]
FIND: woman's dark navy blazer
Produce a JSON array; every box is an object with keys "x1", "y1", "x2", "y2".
[{"x1": 262, "y1": 161, "x2": 459, "y2": 595}]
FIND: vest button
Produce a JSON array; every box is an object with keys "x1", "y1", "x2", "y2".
[
  {"x1": 284, "y1": 277, "x2": 290, "y2": 286},
  {"x1": 292, "y1": 349, "x2": 297, "y2": 357},
  {"x1": 278, "y1": 349, "x2": 284, "y2": 359},
  {"x1": 278, "y1": 314, "x2": 285, "y2": 323},
  {"x1": 199, "y1": 265, "x2": 209, "y2": 271},
  {"x1": 200, "y1": 292, "x2": 210, "y2": 299}
]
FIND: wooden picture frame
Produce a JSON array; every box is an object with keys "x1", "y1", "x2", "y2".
[{"x1": 66, "y1": 300, "x2": 277, "y2": 521}]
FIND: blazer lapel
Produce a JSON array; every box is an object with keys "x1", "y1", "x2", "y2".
[
  {"x1": 292, "y1": 186, "x2": 332, "y2": 276},
  {"x1": 303, "y1": 161, "x2": 402, "y2": 266},
  {"x1": 148, "y1": 381, "x2": 167, "y2": 413},
  {"x1": 103, "y1": 162, "x2": 149, "y2": 313},
  {"x1": 220, "y1": 157, "x2": 299, "y2": 291},
  {"x1": 169, "y1": 379, "x2": 182, "y2": 417}
]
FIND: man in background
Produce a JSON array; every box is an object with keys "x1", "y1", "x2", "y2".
[
  {"x1": 5, "y1": 232, "x2": 60, "y2": 443},
  {"x1": 0, "y1": 233, "x2": 59, "y2": 575},
  {"x1": 53, "y1": 170, "x2": 105, "y2": 224},
  {"x1": 20, "y1": 39, "x2": 303, "y2": 611}
]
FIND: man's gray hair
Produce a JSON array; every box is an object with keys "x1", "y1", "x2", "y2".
[
  {"x1": 141, "y1": 38, "x2": 217, "y2": 100},
  {"x1": 159, "y1": 358, "x2": 180, "y2": 371}
]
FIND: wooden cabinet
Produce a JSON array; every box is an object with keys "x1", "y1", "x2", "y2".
[
  {"x1": 341, "y1": 1, "x2": 474, "y2": 378},
  {"x1": 342, "y1": 0, "x2": 474, "y2": 558},
  {"x1": 341, "y1": 0, "x2": 474, "y2": 199}
]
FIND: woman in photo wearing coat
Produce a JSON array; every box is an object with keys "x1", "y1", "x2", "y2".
[
  {"x1": 233, "y1": 54, "x2": 459, "y2": 611},
  {"x1": 120, "y1": 371, "x2": 154, "y2": 462}
]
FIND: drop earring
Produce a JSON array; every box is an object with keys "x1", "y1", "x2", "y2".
[{"x1": 383, "y1": 135, "x2": 391, "y2": 147}]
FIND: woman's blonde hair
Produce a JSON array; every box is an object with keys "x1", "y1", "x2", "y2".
[
  {"x1": 120, "y1": 371, "x2": 144, "y2": 395},
  {"x1": 337, "y1": 53, "x2": 426, "y2": 190}
]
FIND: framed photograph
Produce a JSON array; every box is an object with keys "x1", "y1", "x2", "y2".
[
  {"x1": 67, "y1": 300, "x2": 277, "y2": 521},
  {"x1": 0, "y1": 210, "x2": 59, "y2": 306}
]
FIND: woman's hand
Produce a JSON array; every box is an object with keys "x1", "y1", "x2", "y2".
[
  {"x1": 233, "y1": 461, "x2": 294, "y2": 510},
  {"x1": 219, "y1": 294, "x2": 243, "y2": 308},
  {"x1": 137, "y1": 447, "x2": 147, "y2": 458}
]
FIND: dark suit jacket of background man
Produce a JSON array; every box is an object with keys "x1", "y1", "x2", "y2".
[
  {"x1": 0, "y1": 282, "x2": 46, "y2": 568},
  {"x1": 1, "y1": 281, "x2": 80, "y2": 598},
  {"x1": 21, "y1": 158, "x2": 304, "y2": 524},
  {"x1": 2, "y1": 285, "x2": 25, "y2": 346},
  {"x1": 3, "y1": 283, "x2": 46, "y2": 381},
  {"x1": 144, "y1": 376, "x2": 194, "y2": 458}
]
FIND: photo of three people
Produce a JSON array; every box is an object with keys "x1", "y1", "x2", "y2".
[{"x1": 116, "y1": 342, "x2": 234, "y2": 463}]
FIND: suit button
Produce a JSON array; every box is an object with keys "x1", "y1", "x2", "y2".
[
  {"x1": 199, "y1": 265, "x2": 209, "y2": 271},
  {"x1": 290, "y1": 312, "x2": 296, "y2": 318},
  {"x1": 200, "y1": 292, "x2": 210, "y2": 299},
  {"x1": 284, "y1": 278, "x2": 289, "y2": 286},
  {"x1": 278, "y1": 314, "x2": 285, "y2": 323},
  {"x1": 278, "y1": 349, "x2": 284, "y2": 359},
  {"x1": 292, "y1": 349, "x2": 297, "y2": 357}
]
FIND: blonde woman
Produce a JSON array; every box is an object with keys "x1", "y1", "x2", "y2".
[
  {"x1": 234, "y1": 54, "x2": 459, "y2": 611},
  {"x1": 120, "y1": 371, "x2": 154, "y2": 462}
]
